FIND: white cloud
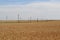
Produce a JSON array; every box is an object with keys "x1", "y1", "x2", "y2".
[{"x1": 0, "y1": 2, "x2": 60, "y2": 20}]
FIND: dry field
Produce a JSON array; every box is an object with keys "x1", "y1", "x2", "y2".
[{"x1": 0, "y1": 20, "x2": 60, "y2": 40}]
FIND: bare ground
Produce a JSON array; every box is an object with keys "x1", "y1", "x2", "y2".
[{"x1": 0, "y1": 20, "x2": 60, "y2": 40}]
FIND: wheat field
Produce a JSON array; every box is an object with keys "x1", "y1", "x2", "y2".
[{"x1": 0, "y1": 20, "x2": 60, "y2": 40}]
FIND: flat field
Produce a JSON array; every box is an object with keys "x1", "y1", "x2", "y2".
[{"x1": 0, "y1": 20, "x2": 60, "y2": 40}]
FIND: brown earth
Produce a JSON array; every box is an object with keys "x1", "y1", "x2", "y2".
[{"x1": 0, "y1": 20, "x2": 60, "y2": 40}]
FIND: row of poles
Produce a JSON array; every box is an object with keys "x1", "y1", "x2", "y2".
[
  {"x1": 17, "y1": 14, "x2": 39, "y2": 23},
  {"x1": 4, "y1": 14, "x2": 39, "y2": 23}
]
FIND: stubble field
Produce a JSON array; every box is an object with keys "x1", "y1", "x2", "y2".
[{"x1": 0, "y1": 20, "x2": 60, "y2": 40}]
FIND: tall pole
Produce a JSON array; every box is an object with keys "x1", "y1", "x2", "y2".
[
  {"x1": 6, "y1": 16, "x2": 8, "y2": 23},
  {"x1": 18, "y1": 14, "x2": 19, "y2": 23},
  {"x1": 20, "y1": 16, "x2": 21, "y2": 23},
  {"x1": 30, "y1": 17, "x2": 31, "y2": 23},
  {"x1": 37, "y1": 18, "x2": 38, "y2": 22}
]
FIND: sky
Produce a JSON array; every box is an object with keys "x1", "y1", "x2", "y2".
[{"x1": 0, "y1": 0, "x2": 60, "y2": 20}]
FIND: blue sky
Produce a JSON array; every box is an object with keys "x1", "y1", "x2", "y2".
[
  {"x1": 0, "y1": 0, "x2": 49, "y2": 2},
  {"x1": 0, "y1": 0, "x2": 60, "y2": 5},
  {"x1": 0, "y1": 0, "x2": 60, "y2": 20},
  {"x1": 0, "y1": 0, "x2": 50, "y2": 5}
]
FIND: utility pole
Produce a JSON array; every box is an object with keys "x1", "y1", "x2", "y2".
[
  {"x1": 18, "y1": 14, "x2": 19, "y2": 23},
  {"x1": 30, "y1": 17, "x2": 31, "y2": 23},
  {"x1": 20, "y1": 16, "x2": 21, "y2": 23},
  {"x1": 6, "y1": 16, "x2": 8, "y2": 23},
  {"x1": 37, "y1": 18, "x2": 38, "y2": 22}
]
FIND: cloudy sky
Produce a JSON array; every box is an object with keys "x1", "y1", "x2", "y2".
[{"x1": 0, "y1": 0, "x2": 60, "y2": 20}]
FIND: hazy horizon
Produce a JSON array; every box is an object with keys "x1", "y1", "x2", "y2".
[{"x1": 0, "y1": 0, "x2": 60, "y2": 20}]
